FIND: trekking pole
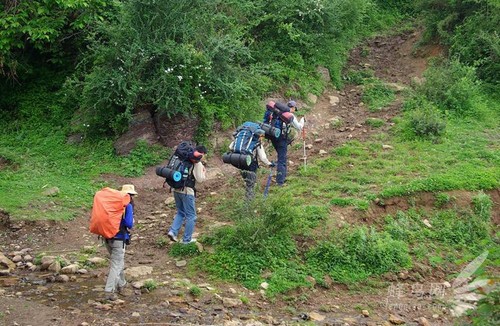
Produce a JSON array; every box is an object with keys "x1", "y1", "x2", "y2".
[
  {"x1": 302, "y1": 118, "x2": 307, "y2": 171},
  {"x1": 263, "y1": 165, "x2": 274, "y2": 198}
]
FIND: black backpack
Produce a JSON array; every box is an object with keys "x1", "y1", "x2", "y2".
[
  {"x1": 266, "y1": 102, "x2": 295, "y2": 139},
  {"x1": 164, "y1": 141, "x2": 196, "y2": 189}
]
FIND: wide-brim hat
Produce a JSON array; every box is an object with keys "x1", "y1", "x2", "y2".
[{"x1": 120, "y1": 184, "x2": 138, "y2": 195}]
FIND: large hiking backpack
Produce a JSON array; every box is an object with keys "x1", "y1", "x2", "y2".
[
  {"x1": 222, "y1": 122, "x2": 264, "y2": 170},
  {"x1": 266, "y1": 101, "x2": 295, "y2": 138},
  {"x1": 161, "y1": 141, "x2": 196, "y2": 189},
  {"x1": 90, "y1": 187, "x2": 130, "y2": 239}
]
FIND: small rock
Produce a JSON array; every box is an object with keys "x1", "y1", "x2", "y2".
[
  {"x1": 389, "y1": 314, "x2": 405, "y2": 324},
  {"x1": 422, "y1": 219, "x2": 432, "y2": 228},
  {"x1": 176, "y1": 260, "x2": 187, "y2": 267},
  {"x1": 12, "y1": 255, "x2": 22, "y2": 263},
  {"x1": 382, "y1": 144, "x2": 394, "y2": 150},
  {"x1": 47, "y1": 261, "x2": 61, "y2": 273},
  {"x1": 416, "y1": 317, "x2": 430, "y2": 326},
  {"x1": 55, "y1": 275, "x2": 70, "y2": 283},
  {"x1": 42, "y1": 187, "x2": 60, "y2": 197},
  {"x1": 132, "y1": 312, "x2": 140, "y2": 317},
  {"x1": 222, "y1": 297, "x2": 242, "y2": 308},
  {"x1": 260, "y1": 282, "x2": 269, "y2": 290},
  {"x1": 362, "y1": 310, "x2": 370, "y2": 317},
  {"x1": 318, "y1": 150, "x2": 328, "y2": 156},
  {"x1": 309, "y1": 312, "x2": 325, "y2": 321},
  {"x1": 329, "y1": 96, "x2": 340, "y2": 106},
  {"x1": 61, "y1": 264, "x2": 79, "y2": 274}
]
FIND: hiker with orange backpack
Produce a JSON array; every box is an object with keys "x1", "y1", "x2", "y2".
[
  {"x1": 263, "y1": 100, "x2": 305, "y2": 186},
  {"x1": 90, "y1": 184, "x2": 137, "y2": 301}
]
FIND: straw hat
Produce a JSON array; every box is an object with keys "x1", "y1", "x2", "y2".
[{"x1": 120, "y1": 184, "x2": 138, "y2": 195}]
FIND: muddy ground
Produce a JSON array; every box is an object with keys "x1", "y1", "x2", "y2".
[{"x1": 1, "y1": 29, "x2": 497, "y2": 326}]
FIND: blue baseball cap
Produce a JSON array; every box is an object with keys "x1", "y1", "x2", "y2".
[{"x1": 287, "y1": 100, "x2": 297, "y2": 108}]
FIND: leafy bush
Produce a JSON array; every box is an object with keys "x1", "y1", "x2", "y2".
[
  {"x1": 471, "y1": 192, "x2": 493, "y2": 221},
  {"x1": 194, "y1": 195, "x2": 301, "y2": 289},
  {"x1": 404, "y1": 97, "x2": 447, "y2": 141},
  {"x1": 306, "y1": 227, "x2": 412, "y2": 283},
  {"x1": 469, "y1": 287, "x2": 500, "y2": 325},
  {"x1": 416, "y1": 0, "x2": 499, "y2": 88},
  {"x1": 64, "y1": 0, "x2": 396, "y2": 138},
  {"x1": 417, "y1": 59, "x2": 481, "y2": 116},
  {"x1": 0, "y1": 0, "x2": 117, "y2": 78}
]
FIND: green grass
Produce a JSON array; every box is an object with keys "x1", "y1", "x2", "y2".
[
  {"x1": 284, "y1": 98, "x2": 499, "y2": 205},
  {"x1": 0, "y1": 125, "x2": 167, "y2": 220}
]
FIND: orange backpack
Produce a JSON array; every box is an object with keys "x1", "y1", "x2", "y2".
[{"x1": 90, "y1": 187, "x2": 131, "y2": 239}]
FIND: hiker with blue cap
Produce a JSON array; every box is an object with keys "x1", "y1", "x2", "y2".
[{"x1": 262, "y1": 100, "x2": 305, "y2": 186}]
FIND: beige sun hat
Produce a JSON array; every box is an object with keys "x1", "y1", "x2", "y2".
[{"x1": 120, "y1": 184, "x2": 138, "y2": 195}]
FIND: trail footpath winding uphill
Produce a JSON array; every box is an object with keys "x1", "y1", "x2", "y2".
[{"x1": 1, "y1": 30, "x2": 491, "y2": 326}]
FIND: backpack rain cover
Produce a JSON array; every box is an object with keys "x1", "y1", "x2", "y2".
[{"x1": 90, "y1": 187, "x2": 130, "y2": 239}]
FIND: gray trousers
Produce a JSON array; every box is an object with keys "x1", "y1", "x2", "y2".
[
  {"x1": 104, "y1": 240, "x2": 127, "y2": 293},
  {"x1": 241, "y1": 170, "x2": 257, "y2": 201}
]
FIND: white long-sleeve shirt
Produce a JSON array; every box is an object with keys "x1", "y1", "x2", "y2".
[{"x1": 290, "y1": 115, "x2": 305, "y2": 131}]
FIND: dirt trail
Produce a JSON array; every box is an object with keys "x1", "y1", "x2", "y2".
[{"x1": 0, "y1": 30, "x2": 470, "y2": 326}]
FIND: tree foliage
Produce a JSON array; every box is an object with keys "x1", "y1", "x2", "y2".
[
  {"x1": 65, "y1": 0, "x2": 385, "y2": 137},
  {"x1": 0, "y1": 0, "x2": 118, "y2": 78},
  {"x1": 416, "y1": 0, "x2": 500, "y2": 88}
]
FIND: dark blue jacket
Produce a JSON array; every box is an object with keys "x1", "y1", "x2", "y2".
[{"x1": 113, "y1": 203, "x2": 134, "y2": 240}]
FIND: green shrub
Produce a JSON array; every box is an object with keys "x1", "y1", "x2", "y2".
[
  {"x1": 407, "y1": 99, "x2": 446, "y2": 140},
  {"x1": 469, "y1": 287, "x2": 500, "y2": 325},
  {"x1": 471, "y1": 192, "x2": 493, "y2": 221},
  {"x1": 169, "y1": 243, "x2": 201, "y2": 257},
  {"x1": 417, "y1": 59, "x2": 481, "y2": 116},
  {"x1": 189, "y1": 286, "x2": 202, "y2": 297},
  {"x1": 434, "y1": 192, "x2": 452, "y2": 208},
  {"x1": 306, "y1": 227, "x2": 412, "y2": 283},
  {"x1": 362, "y1": 81, "x2": 396, "y2": 112},
  {"x1": 417, "y1": 0, "x2": 499, "y2": 88},
  {"x1": 143, "y1": 279, "x2": 158, "y2": 291},
  {"x1": 365, "y1": 118, "x2": 385, "y2": 128}
]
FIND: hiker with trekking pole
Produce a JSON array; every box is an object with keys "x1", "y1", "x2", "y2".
[
  {"x1": 223, "y1": 122, "x2": 275, "y2": 200},
  {"x1": 263, "y1": 100, "x2": 305, "y2": 186}
]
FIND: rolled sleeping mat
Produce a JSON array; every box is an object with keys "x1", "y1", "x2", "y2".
[
  {"x1": 155, "y1": 166, "x2": 182, "y2": 182},
  {"x1": 222, "y1": 152, "x2": 252, "y2": 169},
  {"x1": 259, "y1": 122, "x2": 281, "y2": 139}
]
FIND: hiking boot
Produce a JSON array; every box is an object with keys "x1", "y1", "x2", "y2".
[
  {"x1": 167, "y1": 231, "x2": 178, "y2": 242},
  {"x1": 118, "y1": 287, "x2": 134, "y2": 297},
  {"x1": 103, "y1": 292, "x2": 118, "y2": 302},
  {"x1": 182, "y1": 238, "x2": 197, "y2": 245}
]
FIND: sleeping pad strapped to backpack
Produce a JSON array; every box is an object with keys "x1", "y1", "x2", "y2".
[
  {"x1": 90, "y1": 187, "x2": 130, "y2": 239},
  {"x1": 156, "y1": 141, "x2": 196, "y2": 189},
  {"x1": 222, "y1": 122, "x2": 263, "y2": 170}
]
